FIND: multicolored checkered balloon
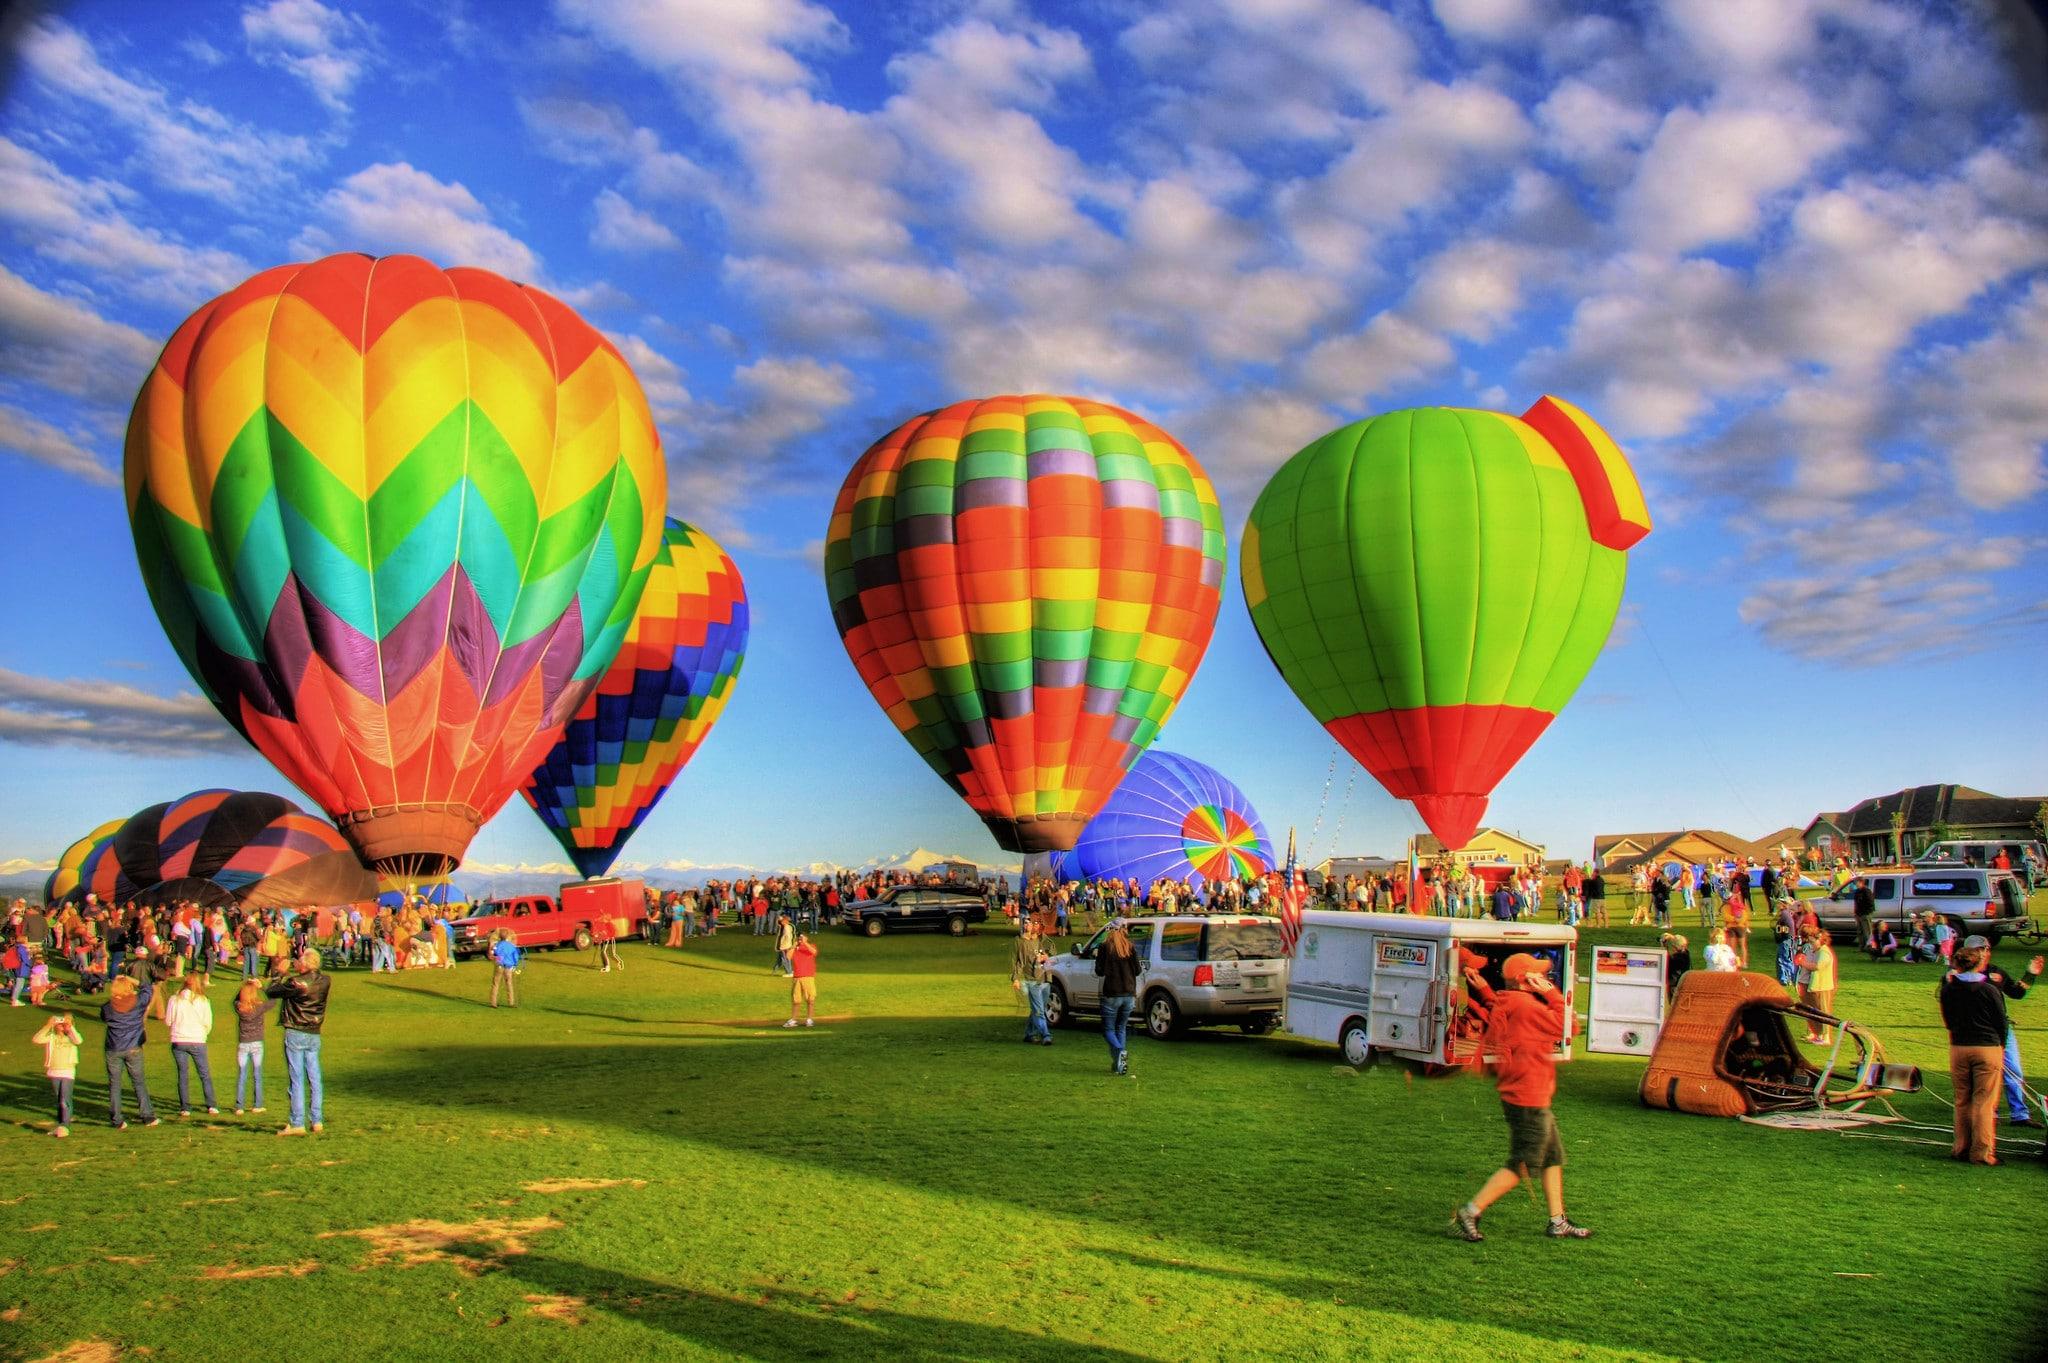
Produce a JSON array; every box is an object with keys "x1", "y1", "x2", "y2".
[
  {"x1": 825, "y1": 395, "x2": 1226, "y2": 854},
  {"x1": 125, "y1": 254, "x2": 669, "y2": 876},
  {"x1": 521, "y1": 518, "x2": 750, "y2": 879}
]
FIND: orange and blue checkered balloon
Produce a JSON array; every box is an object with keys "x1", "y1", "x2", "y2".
[
  {"x1": 521, "y1": 519, "x2": 749, "y2": 878},
  {"x1": 824, "y1": 395, "x2": 1226, "y2": 854},
  {"x1": 124, "y1": 254, "x2": 668, "y2": 875}
]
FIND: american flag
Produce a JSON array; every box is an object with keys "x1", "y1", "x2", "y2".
[{"x1": 1275, "y1": 826, "x2": 1307, "y2": 954}]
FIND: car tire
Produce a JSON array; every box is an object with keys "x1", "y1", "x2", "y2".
[
  {"x1": 1046, "y1": 981, "x2": 1070, "y2": 1029},
  {"x1": 863, "y1": 916, "x2": 885, "y2": 938},
  {"x1": 573, "y1": 926, "x2": 593, "y2": 952},
  {"x1": 1340, "y1": 1017, "x2": 1374, "y2": 1069},
  {"x1": 1144, "y1": 991, "x2": 1182, "y2": 1040},
  {"x1": 947, "y1": 915, "x2": 967, "y2": 937}
]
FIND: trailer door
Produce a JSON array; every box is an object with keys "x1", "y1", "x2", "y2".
[
  {"x1": 1367, "y1": 936, "x2": 1438, "y2": 1054},
  {"x1": 1586, "y1": 945, "x2": 1667, "y2": 1056}
]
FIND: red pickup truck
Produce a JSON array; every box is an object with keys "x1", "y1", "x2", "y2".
[{"x1": 451, "y1": 878, "x2": 648, "y2": 958}]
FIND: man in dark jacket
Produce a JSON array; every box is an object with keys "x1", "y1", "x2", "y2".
[{"x1": 266, "y1": 949, "x2": 330, "y2": 1136}]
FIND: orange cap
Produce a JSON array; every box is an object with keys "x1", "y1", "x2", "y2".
[{"x1": 1502, "y1": 952, "x2": 1552, "y2": 984}]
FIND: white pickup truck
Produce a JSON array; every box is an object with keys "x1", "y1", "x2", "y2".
[{"x1": 1811, "y1": 867, "x2": 2029, "y2": 941}]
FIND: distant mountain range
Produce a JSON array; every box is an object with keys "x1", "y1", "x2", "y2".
[{"x1": 1, "y1": 848, "x2": 1019, "y2": 902}]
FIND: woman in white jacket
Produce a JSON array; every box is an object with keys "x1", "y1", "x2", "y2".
[{"x1": 166, "y1": 972, "x2": 219, "y2": 1116}]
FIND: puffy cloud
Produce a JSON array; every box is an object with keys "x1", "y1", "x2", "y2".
[
  {"x1": 241, "y1": 0, "x2": 375, "y2": 113},
  {"x1": 0, "y1": 402, "x2": 118, "y2": 487},
  {"x1": 591, "y1": 188, "x2": 681, "y2": 253},
  {"x1": 0, "y1": 667, "x2": 241, "y2": 756},
  {"x1": 17, "y1": 17, "x2": 319, "y2": 199},
  {"x1": 554, "y1": 0, "x2": 846, "y2": 89},
  {"x1": 517, "y1": 96, "x2": 707, "y2": 200},
  {"x1": 1660, "y1": 0, "x2": 1819, "y2": 76},
  {"x1": 0, "y1": 137, "x2": 249, "y2": 305},
  {"x1": 659, "y1": 354, "x2": 858, "y2": 545},
  {"x1": 1920, "y1": 279, "x2": 2048, "y2": 509},
  {"x1": 301, "y1": 163, "x2": 540, "y2": 278},
  {"x1": 0, "y1": 264, "x2": 160, "y2": 408},
  {"x1": 1534, "y1": 78, "x2": 1655, "y2": 178},
  {"x1": 1298, "y1": 313, "x2": 1458, "y2": 408},
  {"x1": 1405, "y1": 238, "x2": 1539, "y2": 342},
  {"x1": 607, "y1": 332, "x2": 692, "y2": 423},
  {"x1": 1620, "y1": 102, "x2": 1849, "y2": 253},
  {"x1": 1738, "y1": 536, "x2": 2033, "y2": 664},
  {"x1": 1432, "y1": 0, "x2": 1546, "y2": 42}
]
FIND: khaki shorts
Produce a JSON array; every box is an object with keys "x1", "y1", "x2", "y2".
[
  {"x1": 1503, "y1": 1102, "x2": 1565, "y2": 1171},
  {"x1": 791, "y1": 976, "x2": 816, "y2": 1004}
]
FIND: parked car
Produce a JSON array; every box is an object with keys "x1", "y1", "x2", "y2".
[
  {"x1": 842, "y1": 885, "x2": 988, "y2": 937},
  {"x1": 1043, "y1": 915, "x2": 1289, "y2": 1039},
  {"x1": 450, "y1": 878, "x2": 648, "y2": 956},
  {"x1": 1811, "y1": 868, "x2": 2029, "y2": 941},
  {"x1": 1913, "y1": 839, "x2": 2044, "y2": 872}
]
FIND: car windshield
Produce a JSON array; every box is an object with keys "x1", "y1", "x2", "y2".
[{"x1": 1206, "y1": 922, "x2": 1286, "y2": 961}]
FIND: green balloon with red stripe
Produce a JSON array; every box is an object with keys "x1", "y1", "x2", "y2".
[{"x1": 1242, "y1": 396, "x2": 1651, "y2": 851}]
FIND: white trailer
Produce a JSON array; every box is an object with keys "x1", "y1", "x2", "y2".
[{"x1": 1285, "y1": 910, "x2": 1580, "y2": 1068}]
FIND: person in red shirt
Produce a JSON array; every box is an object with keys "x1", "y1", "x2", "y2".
[
  {"x1": 1450, "y1": 952, "x2": 1591, "y2": 1241},
  {"x1": 783, "y1": 934, "x2": 818, "y2": 1029}
]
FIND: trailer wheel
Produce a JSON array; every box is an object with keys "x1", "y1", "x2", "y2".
[
  {"x1": 573, "y1": 926, "x2": 593, "y2": 951},
  {"x1": 1340, "y1": 1018, "x2": 1374, "y2": 1069},
  {"x1": 863, "y1": 916, "x2": 885, "y2": 938}
]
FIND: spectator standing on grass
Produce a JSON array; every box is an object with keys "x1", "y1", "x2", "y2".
[
  {"x1": 594, "y1": 914, "x2": 621, "y2": 973},
  {"x1": 1095, "y1": 924, "x2": 1140, "y2": 1078},
  {"x1": 1793, "y1": 925, "x2": 1837, "y2": 1043},
  {"x1": 1449, "y1": 953, "x2": 1591, "y2": 1241},
  {"x1": 1972, "y1": 945, "x2": 2044, "y2": 1128},
  {"x1": 1649, "y1": 871, "x2": 1672, "y2": 929},
  {"x1": 1704, "y1": 928, "x2": 1738, "y2": 973},
  {"x1": 1584, "y1": 868, "x2": 1607, "y2": 928},
  {"x1": 1660, "y1": 934, "x2": 1691, "y2": 998},
  {"x1": 267, "y1": 948, "x2": 330, "y2": 1136},
  {"x1": 1774, "y1": 896, "x2": 1801, "y2": 988},
  {"x1": 489, "y1": 929, "x2": 521, "y2": 1009},
  {"x1": 783, "y1": 933, "x2": 818, "y2": 1029},
  {"x1": 101, "y1": 975, "x2": 157, "y2": 1129},
  {"x1": 774, "y1": 911, "x2": 795, "y2": 977},
  {"x1": 31, "y1": 1013, "x2": 81, "y2": 1137},
  {"x1": 1851, "y1": 877, "x2": 1876, "y2": 950},
  {"x1": 1938, "y1": 940, "x2": 2012, "y2": 1165},
  {"x1": 165, "y1": 972, "x2": 219, "y2": 1116},
  {"x1": 233, "y1": 978, "x2": 272, "y2": 1114}
]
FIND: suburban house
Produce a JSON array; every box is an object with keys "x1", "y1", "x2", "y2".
[
  {"x1": 1803, "y1": 784, "x2": 2047, "y2": 863},
  {"x1": 1410, "y1": 828, "x2": 1545, "y2": 865},
  {"x1": 1590, "y1": 829, "x2": 1764, "y2": 876}
]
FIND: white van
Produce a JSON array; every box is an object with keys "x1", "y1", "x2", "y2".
[{"x1": 1284, "y1": 911, "x2": 1583, "y2": 1068}]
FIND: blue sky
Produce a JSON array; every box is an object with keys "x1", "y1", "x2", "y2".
[{"x1": 1, "y1": 0, "x2": 2044, "y2": 880}]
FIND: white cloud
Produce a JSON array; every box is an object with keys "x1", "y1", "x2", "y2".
[
  {"x1": 517, "y1": 96, "x2": 707, "y2": 201},
  {"x1": 242, "y1": 0, "x2": 374, "y2": 113},
  {"x1": 1433, "y1": 0, "x2": 1545, "y2": 42},
  {"x1": 716, "y1": 83, "x2": 911, "y2": 264},
  {"x1": 1621, "y1": 102, "x2": 1849, "y2": 253},
  {"x1": 1298, "y1": 313, "x2": 1458, "y2": 407},
  {"x1": 0, "y1": 264, "x2": 160, "y2": 408},
  {"x1": 301, "y1": 162, "x2": 540, "y2": 278},
  {"x1": 0, "y1": 137, "x2": 249, "y2": 305},
  {"x1": 591, "y1": 188, "x2": 681, "y2": 253},
  {"x1": 1405, "y1": 238, "x2": 1539, "y2": 342},
  {"x1": 1661, "y1": 0, "x2": 1819, "y2": 76},
  {"x1": 1534, "y1": 78, "x2": 1654, "y2": 177},
  {"x1": 1738, "y1": 536, "x2": 2033, "y2": 664},
  {"x1": 1920, "y1": 280, "x2": 2048, "y2": 509},
  {"x1": 18, "y1": 17, "x2": 318, "y2": 199},
  {"x1": 0, "y1": 667, "x2": 241, "y2": 756},
  {"x1": 0, "y1": 402, "x2": 118, "y2": 487},
  {"x1": 555, "y1": 0, "x2": 846, "y2": 88},
  {"x1": 659, "y1": 354, "x2": 857, "y2": 545},
  {"x1": 608, "y1": 332, "x2": 692, "y2": 422}
]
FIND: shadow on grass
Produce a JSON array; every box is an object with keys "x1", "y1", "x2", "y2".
[{"x1": 460, "y1": 1245, "x2": 1155, "y2": 1362}]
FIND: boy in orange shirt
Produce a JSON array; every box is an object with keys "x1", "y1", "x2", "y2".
[{"x1": 1451, "y1": 952, "x2": 1591, "y2": 1241}]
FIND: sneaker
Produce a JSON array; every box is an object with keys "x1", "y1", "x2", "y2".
[
  {"x1": 782, "y1": 1019, "x2": 798, "y2": 1029},
  {"x1": 310, "y1": 1123, "x2": 324, "y2": 1134},
  {"x1": 52, "y1": 1126, "x2": 68, "y2": 1138},
  {"x1": 1450, "y1": 1207, "x2": 1484, "y2": 1242},
  {"x1": 804, "y1": 1018, "x2": 813, "y2": 1028},
  {"x1": 142, "y1": 1117, "x2": 160, "y2": 1128},
  {"x1": 252, "y1": 1107, "x2": 266, "y2": 1114},
  {"x1": 178, "y1": 1110, "x2": 191, "y2": 1119},
  {"x1": 1546, "y1": 1218, "x2": 1594, "y2": 1239},
  {"x1": 113, "y1": 1121, "x2": 128, "y2": 1131},
  {"x1": 233, "y1": 1107, "x2": 244, "y2": 1115},
  {"x1": 278, "y1": 1126, "x2": 306, "y2": 1137},
  {"x1": 206, "y1": 1107, "x2": 219, "y2": 1115}
]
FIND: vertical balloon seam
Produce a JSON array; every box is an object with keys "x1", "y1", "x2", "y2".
[
  {"x1": 1338, "y1": 419, "x2": 1396, "y2": 724},
  {"x1": 1458, "y1": 409, "x2": 1521, "y2": 798},
  {"x1": 418, "y1": 263, "x2": 475, "y2": 807},
  {"x1": 1057, "y1": 407, "x2": 1120, "y2": 825},
  {"x1": 352, "y1": 257, "x2": 400, "y2": 801}
]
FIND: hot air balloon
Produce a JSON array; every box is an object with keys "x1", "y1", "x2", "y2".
[
  {"x1": 521, "y1": 518, "x2": 750, "y2": 878},
  {"x1": 1242, "y1": 396, "x2": 1650, "y2": 851},
  {"x1": 1052, "y1": 749, "x2": 1271, "y2": 891},
  {"x1": 125, "y1": 254, "x2": 668, "y2": 877},
  {"x1": 63, "y1": 789, "x2": 376, "y2": 909},
  {"x1": 825, "y1": 395, "x2": 1225, "y2": 853},
  {"x1": 44, "y1": 818, "x2": 124, "y2": 905}
]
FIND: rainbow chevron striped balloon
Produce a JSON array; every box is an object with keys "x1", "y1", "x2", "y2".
[
  {"x1": 124, "y1": 254, "x2": 668, "y2": 875},
  {"x1": 521, "y1": 518, "x2": 749, "y2": 878},
  {"x1": 825, "y1": 395, "x2": 1225, "y2": 854}
]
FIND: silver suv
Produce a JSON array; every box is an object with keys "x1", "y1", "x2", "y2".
[
  {"x1": 1812, "y1": 868, "x2": 2030, "y2": 940},
  {"x1": 1042, "y1": 915, "x2": 1289, "y2": 1039}
]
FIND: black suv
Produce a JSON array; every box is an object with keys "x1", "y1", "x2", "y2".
[{"x1": 842, "y1": 884, "x2": 989, "y2": 937}]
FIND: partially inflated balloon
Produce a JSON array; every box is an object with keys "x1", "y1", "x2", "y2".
[
  {"x1": 521, "y1": 518, "x2": 749, "y2": 878},
  {"x1": 125, "y1": 254, "x2": 668, "y2": 875},
  {"x1": 45, "y1": 818, "x2": 124, "y2": 905},
  {"x1": 1242, "y1": 396, "x2": 1649, "y2": 851},
  {"x1": 69, "y1": 789, "x2": 375, "y2": 908},
  {"x1": 1053, "y1": 749, "x2": 1271, "y2": 891},
  {"x1": 825, "y1": 395, "x2": 1225, "y2": 853}
]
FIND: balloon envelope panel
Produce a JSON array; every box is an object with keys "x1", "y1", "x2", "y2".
[
  {"x1": 1055, "y1": 750, "x2": 1271, "y2": 892},
  {"x1": 59, "y1": 789, "x2": 372, "y2": 908},
  {"x1": 45, "y1": 818, "x2": 125, "y2": 905},
  {"x1": 124, "y1": 254, "x2": 668, "y2": 874},
  {"x1": 522, "y1": 518, "x2": 750, "y2": 878},
  {"x1": 824, "y1": 395, "x2": 1225, "y2": 854}
]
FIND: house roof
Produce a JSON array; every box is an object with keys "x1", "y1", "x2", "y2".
[
  {"x1": 1835, "y1": 785, "x2": 2043, "y2": 837},
  {"x1": 1412, "y1": 827, "x2": 1543, "y2": 857},
  {"x1": 1752, "y1": 826, "x2": 1808, "y2": 853},
  {"x1": 1595, "y1": 829, "x2": 1766, "y2": 874}
]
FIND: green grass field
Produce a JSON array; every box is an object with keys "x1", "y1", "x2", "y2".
[{"x1": 2, "y1": 912, "x2": 2044, "y2": 1363}]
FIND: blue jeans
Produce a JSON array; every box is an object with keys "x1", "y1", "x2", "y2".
[
  {"x1": 1102, "y1": 994, "x2": 1135, "y2": 1064},
  {"x1": 105, "y1": 1047, "x2": 154, "y2": 1124},
  {"x1": 237, "y1": 1041, "x2": 265, "y2": 1108},
  {"x1": 1024, "y1": 981, "x2": 1050, "y2": 1041},
  {"x1": 9, "y1": 972, "x2": 24, "y2": 1003},
  {"x1": 52, "y1": 1075, "x2": 73, "y2": 1127},
  {"x1": 372, "y1": 940, "x2": 395, "y2": 971},
  {"x1": 284, "y1": 1029, "x2": 323, "y2": 1127},
  {"x1": 2004, "y1": 1029, "x2": 2030, "y2": 1122},
  {"x1": 243, "y1": 948, "x2": 261, "y2": 976},
  {"x1": 172, "y1": 1042, "x2": 216, "y2": 1111}
]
